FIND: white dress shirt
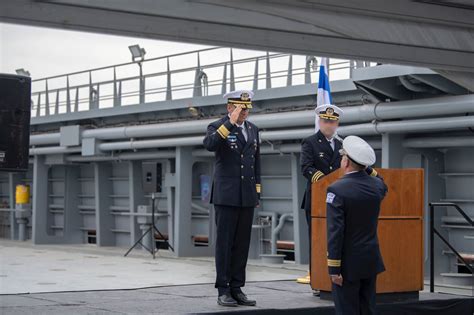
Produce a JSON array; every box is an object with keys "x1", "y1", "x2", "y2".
[
  {"x1": 236, "y1": 122, "x2": 248, "y2": 141},
  {"x1": 229, "y1": 114, "x2": 248, "y2": 141},
  {"x1": 326, "y1": 136, "x2": 335, "y2": 151}
]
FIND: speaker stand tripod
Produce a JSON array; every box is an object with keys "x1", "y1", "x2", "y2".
[{"x1": 124, "y1": 192, "x2": 174, "y2": 258}]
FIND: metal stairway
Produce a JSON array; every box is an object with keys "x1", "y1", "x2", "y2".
[{"x1": 432, "y1": 148, "x2": 474, "y2": 295}]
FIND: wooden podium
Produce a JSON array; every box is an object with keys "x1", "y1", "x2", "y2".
[{"x1": 311, "y1": 168, "x2": 424, "y2": 293}]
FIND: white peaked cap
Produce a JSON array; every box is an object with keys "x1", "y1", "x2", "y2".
[
  {"x1": 223, "y1": 90, "x2": 254, "y2": 100},
  {"x1": 315, "y1": 104, "x2": 343, "y2": 120},
  {"x1": 342, "y1": 136, "x2": 376, "y2": 166}
]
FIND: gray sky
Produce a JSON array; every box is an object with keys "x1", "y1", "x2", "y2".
[{"x1": 0, "y1": 22, "x2": 211, "y2": 78}]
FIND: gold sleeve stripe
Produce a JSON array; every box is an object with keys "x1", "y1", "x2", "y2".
[
  {"x1": 256, "y1": 184, "x2": 261, "y2": 193},
  {"x1": 217, "y1": 124, "x2": 230, "y2": 138},
  {"x1": 311, "y1": 171, "x2": 325, "y2": 183},
  {"x1": 327, "y1": 259, "x2": 341, "y2": 267},
  {"x1": 370, "y1": 169, "x2": 378, "y2": 177}
]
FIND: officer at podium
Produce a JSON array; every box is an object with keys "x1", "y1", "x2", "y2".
[
  {"x1": 203, "y1": 90, "x2": 260, "y2": 307},
  {"x1": 326, "y1": 136, "x2": 387, "y2": 315},
  {"x1": 298, "y1": 104, "x2": 344, "y2": 288},
  {"x1": 298, "y1": 104, "x2": 380, "y2": 290}
]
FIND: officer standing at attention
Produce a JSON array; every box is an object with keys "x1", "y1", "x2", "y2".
[
  {"x1": 326, "y1": 136, "x2": 387, "y2": 315},
  {"x1": 298, "y1": 104, "x2": 379, "y2": 289},
  {"x1": 203, "y1": 90, "x2": 260, "y2": 307},
  {"x1": 297, "y1": 104, "x2": 344, "y2": 287}
]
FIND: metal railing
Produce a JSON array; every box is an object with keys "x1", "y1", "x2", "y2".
[
  {"x1": 29, "y1": 47, "x2": 372, "y2": 118},
  {"x1": 429, "y1": 202, "x2": 474, "y2": 292}
]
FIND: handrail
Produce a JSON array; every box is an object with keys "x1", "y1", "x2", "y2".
[
  {"x1": 272, "y1": 213, "x2": 293, "y2": 255},
  {"x1": 429, "y1": 202, "x2": 474, "y2": 293},
  {"x1": 29, "y1": 46, "x2": 372, "y2": 118},
  {"x1": 31, "y1": 46, "x2": 222, "y2": 82},
  {"x1": 32, "y1": 65, "x2": 318, "y2": 111}
]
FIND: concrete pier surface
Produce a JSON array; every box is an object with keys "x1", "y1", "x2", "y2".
[{"x1": 1, "y1": 240, "x2": 472, "y2": 314}]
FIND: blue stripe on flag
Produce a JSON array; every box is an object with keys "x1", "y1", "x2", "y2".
[
  {"x1": 317, "y1": 58, "x2": 332, "y2": 105},
  {"x1": 315, "y1": 58, "x2": 333, "y2": 132}
]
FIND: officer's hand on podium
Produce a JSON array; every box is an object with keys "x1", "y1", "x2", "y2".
[
  {"x1": 330, "y1": 274, "x2": 343, "y2": 286},
  {"x1": 229, "y1": 105, "x2": 242, "y2": 125}
]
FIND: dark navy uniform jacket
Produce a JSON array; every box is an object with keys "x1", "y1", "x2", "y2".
[
  {"x1": 300, "y1": 130, "x2": 379, "y2": 212},
  {"x1": 300, "y1": 130, "x2": 343, "y2": 212},
  {"x1": 203, "y1": 115, "x2": 261, "y2": 208},
  {"x1": 326, "y1": 171, "x2": 388, "y2": 281}
]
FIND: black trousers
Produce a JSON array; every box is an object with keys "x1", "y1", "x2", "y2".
[
  {"x1": 214, "y1": 205, "x2": 254, "y2": 296},
  {"x1": 305, "y1": 209, "x2": 312, "y2": 274},
  {"x1": 332, "y1": 276, "x2": 377, "y2": 315}
]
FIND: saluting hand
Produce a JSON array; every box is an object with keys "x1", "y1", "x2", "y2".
[{"x1": 229, "y1": 105, "x2": 242, "y2": 125}]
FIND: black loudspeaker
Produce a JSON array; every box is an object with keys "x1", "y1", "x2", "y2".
[
  {"x1": 0, "y1": 74, "x2": 32, "y2": 172},
  {"x1": 142, "y1": 162, "x2": 162, "y2": 193}
]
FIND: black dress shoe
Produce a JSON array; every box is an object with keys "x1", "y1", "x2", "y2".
[
  {"x1": 231, "y1": 292, "x2": 257, "y2": 306},
  {"x1": 217, "y1": 293, "x2": 238, "y2": 307}
]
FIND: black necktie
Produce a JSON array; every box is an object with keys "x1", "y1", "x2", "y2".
[
  {"x1": 237, "y1": 126, "x2": 247, "y2": 143},
  {"x1": 329, "y1": 139, "x2": 334, "y2": 151}
]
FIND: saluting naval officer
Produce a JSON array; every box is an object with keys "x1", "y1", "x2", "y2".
[
  {"x1": 203, "y1": 90, "x2": 260, "y2": 307},
  {"x1": 326, "y1": 136, "x2": 387, "y2": 315}
]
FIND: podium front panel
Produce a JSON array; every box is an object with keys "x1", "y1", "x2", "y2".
[
  {"x1": 310, "y1": 168, "x2": 424, "y2": 294},
  {"x1": 311, "y1": 217, "x2": 424, "y2": 293}
]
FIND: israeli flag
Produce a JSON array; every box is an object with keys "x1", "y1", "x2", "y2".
[{"x1": 315, "y1": 57, "x2": 332, "y2": 132}]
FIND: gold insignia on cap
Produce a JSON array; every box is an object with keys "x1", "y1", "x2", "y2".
[
  {"x1": 241, "y1": 92, "x2": 250, "y2": 101},
  {"x1": 317, "y1": 104, "x2": 343, "y2": 121},
  {"x1": 318, "y1": 106, "x2": 339, "y2": 121}
]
